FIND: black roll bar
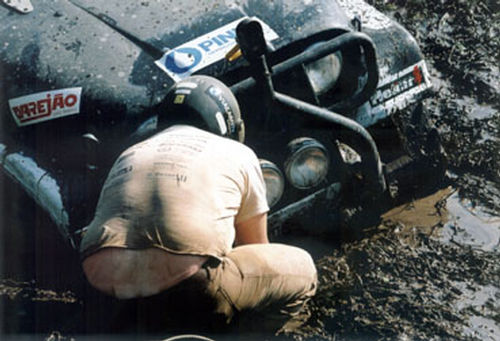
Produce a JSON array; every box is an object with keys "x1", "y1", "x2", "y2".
[{"x1": 230, "y1": 31, "x2": 379, "y2": 111}]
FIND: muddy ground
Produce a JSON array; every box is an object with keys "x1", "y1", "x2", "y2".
[
  {"x1": 1, "y1": 0, "x2": 499, "y2": 340},
  {"x1": 289, "y1": 0, "x2": 500, "y2": 340}
]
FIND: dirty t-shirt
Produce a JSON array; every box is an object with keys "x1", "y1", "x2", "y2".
[{"x1": 80, "y1": 125, "x2": 269, "y2": 260}]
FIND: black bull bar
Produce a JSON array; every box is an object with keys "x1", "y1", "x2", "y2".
[{"x1": 229, "y1": 27, "x2": 387, "y2": 223}]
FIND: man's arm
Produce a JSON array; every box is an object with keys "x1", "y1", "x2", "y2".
[{"x1": 234, "y1": 213, "x2": 269, "y2": 246}]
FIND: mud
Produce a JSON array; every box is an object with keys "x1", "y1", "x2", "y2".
[
  {"x1": 287, "y1": 0, "x2": 500, "y2": 339},
  {"x1": 374, "y1": 0, "x2": 500, "y2": 214},
  {"x1": 288, "y1": 190, "x2": 500, "y2": 340},
  {"x1": 1, "y1": 0, "x2": 499, "y2": 340}
]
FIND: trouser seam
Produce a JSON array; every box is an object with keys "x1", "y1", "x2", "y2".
[{"x1": 217, "y1": 286, "x2": 240, "y2": 312}]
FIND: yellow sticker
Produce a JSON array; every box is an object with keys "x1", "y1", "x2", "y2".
[{"x1": 174, "y1": 94, "x2": 185, "y2": 104}]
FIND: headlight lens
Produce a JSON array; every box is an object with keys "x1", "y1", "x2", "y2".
[
  {"x1": 285, "y1": 138, "x2": 329, "y2": 189},
  {"x1": 259, "y1": 159, "x2": 285, "y2": 208},
  {"x1": 304, "y1": 51, "x2": 343, "y2": 95}
]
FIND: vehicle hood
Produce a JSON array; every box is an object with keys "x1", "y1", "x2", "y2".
[
  {"x1": 69, "y1": 0, "x2": 350, "y2": 52},
  {"x1": 0, "y1": 0, "x2": 350, "y2": 131}
]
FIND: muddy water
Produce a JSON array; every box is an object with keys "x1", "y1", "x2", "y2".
[
  {"x1": 440, "y1": 192, "x2": 500, "y2": 340},
  {"x1": 442, "y1": 191, "x2": 500, "y2": 252},
  {"x1": 287, "y1": 188, "x2": 500, "y2": 341},
  {"x1": 380, "y1": 187, "x2": 500, "y2": 254},
  {"x1": 390, "y1": 189, "x2": 500, "y2": 339}
]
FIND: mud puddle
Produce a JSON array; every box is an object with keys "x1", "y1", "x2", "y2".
[
  {"x1": 381, "y1": 187, "x2": 500, "y2": 253},
  {"x1": 386, "y1": 188, "x2": 500, "y2": 340},
  {"x1": 288, "y1": 187, "x2": 500, "y2": 341},
  {"x1": 441, "y1": 191, "x2": 500, "y2": 252}
]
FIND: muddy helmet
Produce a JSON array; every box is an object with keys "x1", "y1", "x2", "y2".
[{"x1": 160, "y1": 75, "x2": 245, "y2": 142}]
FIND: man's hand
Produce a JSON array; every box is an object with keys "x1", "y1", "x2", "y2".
[{"x1": 234, "y1": 213, "x2": 269, "y2": 246}]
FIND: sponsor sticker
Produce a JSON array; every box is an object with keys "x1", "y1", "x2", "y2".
[
  {"x1": 173, "y1": 94, "x2": 186, "y2": 104},
  {"x1": 8, "y1": 87, "x2": 83, "y2": 127},
  {"x1": 206, "y1": 85, "x2": 236, "y2": 135},
  {"x1": 177, "y1": 82, "x2": 198, "y2": 89},
  {"x1": 174, "y1": 89, "x2": 192, "y2": 95},
  {"x1": 370, "y1": 61, "x2": 432, "y2": 111},
  {"x1": 355, "y1": 61, "x2": 432, "y2": 127},
  {"x1": 215, "y1": 112, "x2": 228, "y2": 135},
  {"x1": 155, "y1": 17, "x2": 279, "y2": 81}
]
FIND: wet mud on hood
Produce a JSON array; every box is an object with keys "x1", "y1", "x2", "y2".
[
  {"x1": 0, "y1": 0, "x2": 350, "y2": 97},
  {"x1": 62, "y1": 0, "x2": 350, "y2": 52},
  {"x1": 0, "y1": 0, "x2": 350, "y2": 139}
]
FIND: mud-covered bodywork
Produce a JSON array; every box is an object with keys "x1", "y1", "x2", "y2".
[{"x1": 0, "y1": 0, "x2": 438, "y2": 247}]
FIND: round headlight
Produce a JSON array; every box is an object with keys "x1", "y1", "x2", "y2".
[
  {"x1": 304, "y1": 51, "x2": 343, "y2": 95},
  {"x1": 285, "y1": 138, "x2": 329, "y2": 189},
  {"x1": 259, "y1": 159, "x2": 285, "y2": 208}
]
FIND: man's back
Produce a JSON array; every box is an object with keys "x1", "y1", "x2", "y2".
[{"x1": 80, "y1": 125, "x2": 268, "y2": 298}]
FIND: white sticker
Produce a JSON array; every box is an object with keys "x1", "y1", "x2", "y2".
[
  {"x1": 215, "y1": 112, "x2": 228, "y2": 135},
  {"x1": 177, "y1": 82, "x2": 199, "y2": 89},
  {"x1": 2, "y1": 0, "x2": 34, "y2": 14},
  {"x1": 175, "y1": 89, "x2": 192, "y2": 95},
  {"x1": 155, "y1": 17, "x2": 279, "y2": 81},
  {"x1": 8, "y1": 87, "x2": 83, "y2": 127},
  {"x1": 355, "y1": 61, "x2": 432, "y2": 127},
  {"x1": 370, "y1": 60, "x2": 432, "y2": 112},
  {"x1": 337, "y1": 0, "x2": 393, "y2": 30}
]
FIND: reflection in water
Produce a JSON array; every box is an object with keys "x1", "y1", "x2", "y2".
[
  {"x1": 384, "y1": 187, "x2": 500, "y2": 340},
  {"x1": 442, "y1": 192, "x2": 500, "y2": 252}
]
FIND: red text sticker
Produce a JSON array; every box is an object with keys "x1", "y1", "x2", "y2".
[{"x1": 8, "y1": 87, "x2": 83, "y2": 127}]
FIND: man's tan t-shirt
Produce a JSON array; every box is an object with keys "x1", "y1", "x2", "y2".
[{"x1": 80, "y1": 125, "x2": 269, "y2": 260}]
